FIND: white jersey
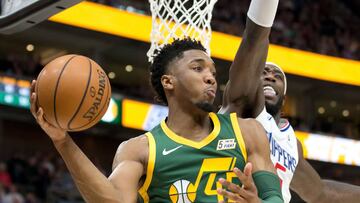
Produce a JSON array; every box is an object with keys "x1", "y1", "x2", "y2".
[{"x1": 256, "y1": 107, "x2": 299, "y2": 203}]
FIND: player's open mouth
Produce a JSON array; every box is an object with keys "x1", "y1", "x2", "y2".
[{"x1": 263, "y1": 86, "x2": 277, "y2": 97}]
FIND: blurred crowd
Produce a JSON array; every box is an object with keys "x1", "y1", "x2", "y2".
[
  {"x1": 213, "y1": 0, "x2": 360, "y2": 60},
  {"x1": 91, "y1": 0, "x2": 360, "y2": 60},
  {"x1": 0, "y1": 153, "x2": 84, "y2": 203},
  {"x1": 0, "y1": 54, "x2": 42, "y2": 77}
]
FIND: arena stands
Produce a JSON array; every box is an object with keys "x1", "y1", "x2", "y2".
[{"x1": 91, "y1": 0, "x2": 360, "y2": 60}]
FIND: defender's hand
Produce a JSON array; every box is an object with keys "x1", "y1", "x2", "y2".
[
  {"x1": 30, "y1": 80, "x2": 67, "y2": 142},
  {"x1": 217, "y1": 163, "x2": 260, "y2": 203}
]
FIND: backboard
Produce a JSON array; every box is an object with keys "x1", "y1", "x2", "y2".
[{"x1": 0, "y1": 0, "x2": 83, "y2": 34}]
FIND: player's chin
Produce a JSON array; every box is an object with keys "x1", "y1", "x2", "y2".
[
  {"x1": 195, "y1": 99, "x2": 214, "y2": 112},
  {"x1": 205, "y1": 97, "x2": 216, "y2": 105},
  {"x1": 264, "y1": 94, "x2": 278, "y2": 103},
  {"x1": 265, "y1": 97, "x2": 278, "y2": 106},
  {"x1": 198, "y1": 103, "x2": 214, "y2": 112}
]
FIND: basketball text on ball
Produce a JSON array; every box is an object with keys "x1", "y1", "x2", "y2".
[{"x1": 83, "y1": 69, "x2": 107, "y2": 121}]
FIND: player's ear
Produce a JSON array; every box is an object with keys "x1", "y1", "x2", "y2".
[{"x1": 161, "y1": 74, "x2": 175, "y2": 90}]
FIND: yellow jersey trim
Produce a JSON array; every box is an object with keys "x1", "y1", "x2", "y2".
[
  {"x1": 160, "y1": 113, "x2": 221, "y2": 149},
  {"x1": 138, "y1": 132, "x2": 156, "y2": 203},
  {"x1": 230, "y1": 113, "x2": 247, "y2": 162}
]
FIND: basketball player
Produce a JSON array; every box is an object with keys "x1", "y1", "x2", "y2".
[
  {"x1": 205, "y1": 0, "x2": 360, "y2": 202},
  {"x1": 222, "y1": 62, "x2": 360, "y2": 203},
  {"x1": 220, "y1": 62, "x2": 360, "y2": 203},
  {"x1": 216, "y1": 6, "x2": 360, "y2": 202},
  {"x1": 30, "y1": 38, "x2": 284, "y2": 202}
]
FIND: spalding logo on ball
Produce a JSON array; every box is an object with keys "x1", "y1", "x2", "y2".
[{"x1": 36, "y1": 54, "x2": 111, "y2": 131}]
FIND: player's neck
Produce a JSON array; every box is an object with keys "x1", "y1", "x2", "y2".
[
  {"x1": 273, "y1": 112, "x2": 281, "y2": 126},
  {"x1": 166, "y1": 103, "x2": 212, "y2": 141}
]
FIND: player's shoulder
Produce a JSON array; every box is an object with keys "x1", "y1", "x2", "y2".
[
  {"x1": 237, "y1": 117, "x2": 268, "y2": 150},
  {"x1": 118, "y1": 134, "x2": 149, "y2": 150},
  {"x1": 113, "y1": 134, "x2": 149, "y2": 168},
  {"x1": 238, "y1": 117, "x2": 264, "y2": 130}
]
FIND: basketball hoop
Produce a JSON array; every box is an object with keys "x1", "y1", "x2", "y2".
[{"x1": 147, "y1": 0, "x2": 218, "y2": 62}]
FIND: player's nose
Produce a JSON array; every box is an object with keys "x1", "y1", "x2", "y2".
[
  {"x1": 264, "y1": 73, "x2": 276, "y2": 83},
  {"x1": 204, "y1": 72, "x2": 216, "y2": 86}
]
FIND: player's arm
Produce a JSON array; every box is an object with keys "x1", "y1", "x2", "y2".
[
  {"x1": 54, "y1": 135, "x2": 144, "y2": 203},
  {"x1": 220, "y1": 0, "x2": 279, "y2": 117},
  {"x1": 109, "y1": 136, "x2": 149, "y2": 203},
  {"x1": 30, "y1": 80, "x2": 144, "y2": 203},
  {"x1": 218, "y1": 119, "x2": 283, "y2": 203},
  {"x1": 290, "y1": 140, "x2": 360, "y2": 203},
  {"x1": 243, "y1": 119, "x2": 283, "y2": 202}
]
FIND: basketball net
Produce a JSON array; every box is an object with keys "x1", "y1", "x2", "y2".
[{"x1": 148, "y1": 0, "x2": 218, "y2": 62}]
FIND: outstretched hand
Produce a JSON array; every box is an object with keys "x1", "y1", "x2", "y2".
[
  {"x1": 30, "y1": 80, "x2": 67, "y2": 142},
  {"x1": 217, "y1": 163, "x2": 260, "y2": 203}
]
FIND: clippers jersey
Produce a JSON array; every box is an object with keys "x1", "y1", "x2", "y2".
[
  {"x1": 138, "y1": 113, "x2": 248, "y2": 203},
  {"x1": 256, "y1": 107, "x2": 298, "y2": 203}
]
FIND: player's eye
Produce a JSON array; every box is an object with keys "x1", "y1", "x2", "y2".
[
  {"x1": 192, "y1": 66, "x2": 202, "y2": 72},
  {"x1": 275, "y1": 74, "x2": 283, "y2": 80}
]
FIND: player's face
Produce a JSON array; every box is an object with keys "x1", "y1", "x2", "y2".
[
  {"x1": 170, "y1": 50, "x2": 217, "y2": 112},
  {"x1": 261, "y1": 65, "x2": 285, "y2": 114}
]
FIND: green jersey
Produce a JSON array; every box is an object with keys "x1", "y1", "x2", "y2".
[{"x1": 138, "y1": 113, "x2": 247, "y2": 203}]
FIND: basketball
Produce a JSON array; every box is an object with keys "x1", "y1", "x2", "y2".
[{"x1": 35, "y1": 54, "x2": 111, "y2": 131}]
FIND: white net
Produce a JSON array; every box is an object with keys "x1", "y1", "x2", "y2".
[{"x1": 148, "y1": 0, "x2": 218, "y2": 62}]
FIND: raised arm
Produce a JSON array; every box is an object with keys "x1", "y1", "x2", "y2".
[
  {"x1": 291, "y1": 140, "x2": 360, "y2": 203},
  {"x1": 30, "y1": 80, "x2": 144, "y2": 203},
  {"x1": 220, "y1": 0, "x2": 279, "y2": 117}
]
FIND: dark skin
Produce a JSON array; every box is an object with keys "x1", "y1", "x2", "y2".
[
  {"x1": 219, "y1": 18, "x2": 270, "y2": 118},
  {"x1": 30, "y1": 49, "x2": 277, "y2": 203},
  {"x1": 220, "y1": 17, "x2": 360, "y2": 203}
]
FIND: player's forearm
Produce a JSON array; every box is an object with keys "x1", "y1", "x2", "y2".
[
  {"x1": 53, "y1": 134, "x2": 122, "y2": 203},
  {"x1": 230, "y1": 18, "x2": 269, "y2": 76},
  {"x1": 311, "y1": 179, "x2": 360, "y2": 203},
  {"x1": 253, "y1": 171, "x2": 284, "y2": 203},
  {"x1": 236, "y1": 0, "x2": 280, "y2": 60},
  {"x1": 230, "y1": 17, "x2": 270, "y2": 76},
  {"x1": 226, "y1": 19, "x2": 269, "y2": 104},
  {"x1": 226, "y1": 0, "x2": 278, "y2": 103}
]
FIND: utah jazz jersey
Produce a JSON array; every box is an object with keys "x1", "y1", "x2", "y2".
[
  {"x1": 138, "y1": 113, "x2": 247, "y2": 203},
  {"x1": 256, "y1": 107, "x2": 299, "y2": 203}
]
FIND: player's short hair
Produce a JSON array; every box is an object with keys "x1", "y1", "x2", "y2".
[{"x1": 149, "y1": 38, "x2": 207, "y2": 104}]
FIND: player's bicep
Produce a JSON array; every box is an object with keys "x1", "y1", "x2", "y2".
[
  {"x1": 108, "y1": 160, "x2": 144, "y2": 203},
  {"x1": 222, "y1": 72, "x2": 265, "y2": 117},
  {"x1": 243, "y1": 119, "x2": 275, "y2": 173},
  {"x1": 108, "y1": 136, "x2": 148, "y2": 203},
  {"x1": 112, "y1": 141, "x2": 128, "y2": 171},
  {"x1": 290, "y1": 141, "x2": 324, "y2": 202}
]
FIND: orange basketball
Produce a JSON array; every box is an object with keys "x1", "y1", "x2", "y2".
[{"x1": 36, "y1": 54, "x2": 111, "y2": 131}]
